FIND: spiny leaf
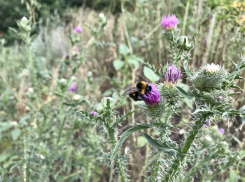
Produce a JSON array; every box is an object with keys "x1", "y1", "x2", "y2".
[
  {"x1": 184, "y1": 60, "x2": 194, "y2": 77},
  {"x1": 175, "y1": 86, "x2": 193, "y2": 99},
  {"x1": 142, "y1": 132, "x2": 179, "y2": 154},
  {"x1": 111, "y1": 123, "x2": 151, "y2": 161}
]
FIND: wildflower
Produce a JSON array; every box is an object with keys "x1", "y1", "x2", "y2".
[
  {"x1": 165, "y1": 64, "x2": 182, "y2": 85},
  {"x1": 65, "y1": 54, "x2": 70, "y2": 59},
  {"x1": 73, "y1": 94, "x2": 81, "y2": 101},
  {"x1": 69, "y1": 82, "x2": 77, "y2": 93},
  {"x1": 75, "y1": 26, "x2": 82, "y2": 34},
  {"x1": 73, "y1": 46, "x2": 79, "y2": 55},
  {"x1": 90, "y1": 111, "x2": 98, "y2": 117},
  {"x1": 205, "y1": 121, "x2": 210, "y2": 127},
  {"x1": 161, "y1": 14, "x2": 178, "y2": 30},
  {"x1": 142, "y1": 84, "x2": 161, "y2": 105},
  {"x1": 219, "y1": 128, "x2": 225, "y2": 134},
  {"x1": 205, "y1": 63, "x2": 221, "y2": 73}
]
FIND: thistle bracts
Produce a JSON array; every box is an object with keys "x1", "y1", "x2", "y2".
[
  {"x1": 191, "y1": 64, "x2": 227, "y2": 92},
  {"x1": 202, "y1": 90, "x2": 228, "y2": 106},
  {"x1": 159, "y1": 83, "x2": 182, "y2": 103}
]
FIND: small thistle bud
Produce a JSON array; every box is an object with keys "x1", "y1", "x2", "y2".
[
  {"x1": 165, "y1": 64, "x2": 182, "y2": 86},
  {"x1": 142, "y1": 84, "x2": 161, "y2": 106},
  {"x1": 219, "y1": 128, "x2": 225, "y2": 134},
  {"x1": 72, "y1": 46, "x2": 79, "y2": 56},
  {"x1": 205, "y1": 136, "x2": 212, "y2": 141},
  {"x1": 58, "y1": 78, "x2": 68, "y2": 91},
  {"x1": 139, "y1": 101, "x2": 167, "y2": 119},
  {"x1": 191, "y1": 64, "x2": 227, "y2": 91},
  {"x1": 28, "y1": 87, "x2": 34, "y2": 93},
  {"x1": 95, "y1": 103, "x2": 103, "y2": 112},
  {"x1": 90, "y1": 111, "x2": 98, "y2": 117},
  {"x1": 69, "y1": 82, "x2": 77, "y2": 93},
  {"x1": 177, "y1": 36, "x2": 194, "y2": 51},
  {"x1": 71, "y1": 75, "x2": 77, "y2": 81},
  {"x1": 202, "y1": 90, "x2": 228, "y2": 106},
  {"x1": 21, "y1": 17, "x2": 28, "y2": 25},
  {"x1": 18, "y1": 17, "x2": 31, "y2": 32},
  {"x1": 87, "y1": 71, "x2": 93, "y2": 77},
  {"x1": 161, "y1": 14, "x2": 178, "y2": 31},
  {"x1": 205, "y1": 120, "x2": 210, "y2": 127},
  {"x1": 73, "y1": 94, "x2": 81, "y2": 101},
  {"x1": 75, "y1": 26, "x2": 82, "y2": 34},
  {"x1": 65, "y1": 54, "x2": 70, "y2": 59},
  {"x1": 159, "y1": 83, "x2": 182, "y2": 103},
  {"x1": 99, "y1": 13, "x2": 107, "y2": 27}
]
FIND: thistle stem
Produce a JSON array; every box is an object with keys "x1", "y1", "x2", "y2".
[
  {"x1": 56, "y1": 96, "x2": 65, "y2": 145},
  {"x1": 165, "y1": 117, "x2": 206, "y2": 182},
  {"x1": 28, "y1": 36, "x2": 41, "y2": 104}
]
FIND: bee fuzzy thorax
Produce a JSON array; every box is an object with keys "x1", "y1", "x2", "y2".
[{"x1": 136, "y1": 81, "x2": 149, "y2": 94}]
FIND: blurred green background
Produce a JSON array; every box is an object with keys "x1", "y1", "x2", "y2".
[{"x1": 1, "y1": 0, "x2": 245, "y2": 181}]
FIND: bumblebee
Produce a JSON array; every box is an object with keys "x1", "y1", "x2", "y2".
[{"x1": 122, "y1": 81, "x2": 152, "y2": 101}]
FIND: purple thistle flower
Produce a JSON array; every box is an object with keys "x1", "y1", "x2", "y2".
[
  {"x1": 205, "y1": 121, "x2": 210, "y2": 127},
  {"x1": 219, "y1": 128, "x2": 225, "y2": 134},
  {"x1": 142, "y1": 84, "x2": 161, "y2": 106},
  {"x1": 90, "y1": 111, "x2": 98, "y2": 116},
  {"x1": 69, "y1": 82, "x2": 77, "y2": 93},
  {"x1": 75, "y1": 26, "x2": 82, "y2": 33},
  {"x1": 165, "y1": 64, "x2": 182, "y2": 85},
  {"x1": 65, "y1": 54, "x2": 70, "y2": 59},
  {"x1": 161, "y1": 14, "x2": 178, "y2": 30}
]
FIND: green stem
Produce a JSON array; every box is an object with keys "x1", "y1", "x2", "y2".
[
  {"x1": 108, "y1": 126, "x2": 127, "y2": 182},
  {"x1": 182, "y1": 1, "x2": 190, "y2": 35},
  {"x1": 28, "y1": 36, "x2": 41, "y2": 104},
  {"x1": 165, "y1": 117, "x2": 206, "y2": 182},
  {"x1": 151, "y1": 154, "x2": 161, "y2": 182},
  {"x1": 56, "y1": 96, "x2": 65, "y2": 145}
]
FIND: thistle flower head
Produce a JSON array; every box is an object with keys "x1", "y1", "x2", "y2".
[
  {"x1": 90, "y1": 111, "x2": 98, "y2": 117},
  {"x1": 161, "y1": 14, "x2": 178, "y2": 30},
  {"x1": 65, "y1": 54, "x2": 70, "y2": 59},
  {"x1": 75, "y1": 26, "x2": 82, "y2": 34},
  {"x1": 142, "y1": 84, "x2": 161, "y2": 105},
  {"x1": 205, "y1": 63, "x2": 221, "y2": 73},
  {"x1": 165, "y1": 64, "x2": 182, "y2": 85},
  {"x1": 205, "y1": 120, "x2": 210, "y2": 127},
  {"x1": 219, "y1": 128, "x2": 225, "y2": 134},
  {"x1": 69, "y1": 82, "x2": 77, "y2": 93}
]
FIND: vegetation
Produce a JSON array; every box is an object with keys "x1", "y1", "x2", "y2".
[{"x1": 1, "y1": 0, "x2": 245, "y2": 181}]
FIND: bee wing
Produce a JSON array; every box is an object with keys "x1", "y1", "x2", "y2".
[
  {"x1": 123, "y1": 84, "x2": 136, "y2": 91},
  {"x1": 122, "y1": 88, "x2": 139, "y2": 96}
]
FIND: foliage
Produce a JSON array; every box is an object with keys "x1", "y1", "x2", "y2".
[{"x1": 1, "y1": 0, "x2": 245, "y2": 182}]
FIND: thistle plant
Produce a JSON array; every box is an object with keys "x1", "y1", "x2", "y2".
[{"x1": 110, "y1": 14, "x2": 245, "y2": 182}]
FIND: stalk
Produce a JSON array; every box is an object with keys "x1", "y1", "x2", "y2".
[
  {"x1": 182, "y1": 1, "x2": 190, "y2": 35},
  {"x1": 27, "y1": 36, "x2": 41, "y2": 104},
  {"x1": 165, "y1": 117, "x2": 206, "y2": 182},
  {"x1": 56, "y1": 96, "x2": 65, "y2": 145}
]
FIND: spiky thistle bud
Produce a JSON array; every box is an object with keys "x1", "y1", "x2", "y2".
[
  {"x1": 191, "y1": 63, "x2": 227, "y2": 91},
  {"x1": 165, "y1": 64, "x2": 182, "y2": 86},
  {"x1": 202, "y1": 90, "x2": 228, "y2": 106}
]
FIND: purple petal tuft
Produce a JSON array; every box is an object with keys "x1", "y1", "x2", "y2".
[
  {"x1": 161, "y1": 14, "x2": 178, "y2": 30},
  {"x1": 219, "y1": 128, "x2": 225, "y2": 134},
  {"x1": 142, "y1": 84, "x2": 161, "y2": 105},
  {"x1": 69, "y1": 82, "x2": 77, "y2": 93},
  {"x1": 165, "y1": 64, "x2": 182, "y2": 84},
  {"x1": 75, "y1": 26, "x2": 82, "y2": 33}
]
